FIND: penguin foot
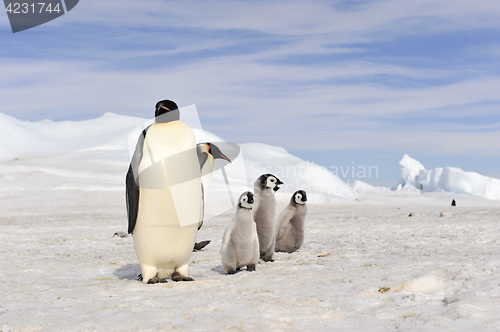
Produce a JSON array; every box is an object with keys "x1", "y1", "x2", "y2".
[
  {"x1": 226, "y1": 269, "x2": 237, "y2": 275},
  {"x1": 260, "y1": 251, "x2": 275, "y2": 262},
  {"x1": 247, "y1": 264, "x2": 256, "y2": 272},
  {"x1": 171, "y1": 271, "x2": 194, "y2": 282},
  {"x1": 147, "y1": 275, "x2": 168, "y2": 284},
  {"x1": 193, "y1": 240, "x2": 211, "y2": 252},
  {"x1": 137, "y1": 274, "x2": 143, "y2": 281}
]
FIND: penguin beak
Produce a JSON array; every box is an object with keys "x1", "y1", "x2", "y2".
[
  {"x1": 156, "y1": 105, "x2": 171, "y2": 113},
  {"x1": 273, "y1": 179, "x2": 283, "y2": 192},
  {"x1": 209, "y1": 144, "x2": 232, "y2": 163},
  {"x1": 217, "y1": 153, "x2": 230, "y2": 162}
]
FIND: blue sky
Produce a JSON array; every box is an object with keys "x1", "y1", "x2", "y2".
[{"x1": 1, "y1": 0, "x2": 500, "y2": 185}]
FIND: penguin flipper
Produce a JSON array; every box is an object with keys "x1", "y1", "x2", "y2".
[
  {"x1": 197, "y1": 183, "x2": 204, "y2": 231},
  {"x1": 193, "y1": 240, "x2": 211, "y2": 251},
  {"x1": 220, "y1": 219, "x2": 235, "y2": 254},
  {"x1": 126, "y1": 128, "x2": 148, "y2": 234},
  {"x1": 126, "y1": 165, "x2": 140, "y2": 234}
]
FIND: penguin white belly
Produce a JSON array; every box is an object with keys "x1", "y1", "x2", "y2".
[
  {"x1": 133, "y1": 121, "x2": 201, "y2": 282},
  {"x1": 133, "y1": 188, "x2": 198, "y2": 275}
]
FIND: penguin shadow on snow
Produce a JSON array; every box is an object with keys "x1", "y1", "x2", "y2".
[
  {"x1": 211, "y1": 265, "x2": 227, "y2": 275},
  {"x1": 113, "y1": 263, "x2": 142, "y2": 280},
  {"x1": 211, "y1": 264, "x2": 256, "y2": 275}
]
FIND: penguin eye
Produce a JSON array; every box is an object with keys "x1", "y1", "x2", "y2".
[{"x1": 270, "y1": 179, "x2": 275, "y2": 182}]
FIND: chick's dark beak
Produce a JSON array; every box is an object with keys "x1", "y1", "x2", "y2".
[{"x1": 247, "y1": 193, "x2": 254, "y2": 204}]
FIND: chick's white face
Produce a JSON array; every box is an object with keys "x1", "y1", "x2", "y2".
[
  {"x1": 266, "y1": 176, "x2": 278, "y2": 189},
  {"x1": 239, "y1": 195, "x2": 253, "y2": 209},
  {"x1": 295, "y1": 193, "x2": 306, "y2": 205}
]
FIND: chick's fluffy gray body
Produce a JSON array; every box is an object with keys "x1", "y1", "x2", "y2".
[
  {"x1": 253, "y1": 175, "x2": 282, "y2": 261},
  {"x1": 275, "y1": 192, "x2": 308, "y2": 253},
  {"x1": 220, "y1": 192, "x2": 259, "y2": 273}
]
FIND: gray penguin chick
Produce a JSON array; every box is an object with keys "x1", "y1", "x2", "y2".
[
  {"x1": 220, "y1": 192, "x2": 260, "y2": 274},
  {"x1": 275, "y1": 190, "x2": 308, "y2": 253},
  {"x1": 253, "y1": 174, "x2": 283, "y2": 262}
]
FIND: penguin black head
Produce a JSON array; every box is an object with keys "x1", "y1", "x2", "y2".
[
  {"x1": 238, "y1": 191, "x2": 254, "y2": 209},
  {"x1": 155, "y1": 100, "x2": 179, "y2": 121},
  {"x1": 207, "y1": 143, "x2": 231, "y2": 163},
  {"x1": 257, "y1": 173, "x2": 283, "y2": 191},
  {"x1": 293, "y1": 190, "x2": 307, "y2": 205}
]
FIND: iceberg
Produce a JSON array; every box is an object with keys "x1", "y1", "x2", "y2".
[
  {"x1": 398, "y1": 154, "x2": 425, "y2": 189},
  {"x1": 398, "y1": 155, "x2": 500, "y2": 201}
]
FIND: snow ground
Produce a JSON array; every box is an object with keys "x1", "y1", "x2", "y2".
[
  {"x1": 1, "y1": 187, "x2": 500, "y2": 332},
  {"x1": 1, "y1": 113, "x2": 500, "y2": 331}
]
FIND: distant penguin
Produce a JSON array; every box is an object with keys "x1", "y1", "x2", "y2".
[
  {"x1": 451, "y1": 199, "x2": 456, "y2": 206},
  {"x1": 126, "y1": 100, "x2": 202, "y2": 284},
  {"x1": 275, "y1": 190, "x2": 308, "y2": 253},
  {"x1": 220, "y1": 192, "x2": 259, "y2": 274},
  {"x1": 253, "y1": 174, "x2": 283, "y2": 262}
]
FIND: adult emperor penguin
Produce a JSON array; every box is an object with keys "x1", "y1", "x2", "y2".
[
  {"x1": 220, "y1": 191, "x2": 259, "y2": 274},
  {"x1": 253, "y1": 173, "x2": 283, "y2": 262},
  {"x1": 126, "y1": 100, "x2": 202, "y2": 284},
  {"x1": 196, "y1": 142, "x2": 231, "y2": 230},
  {"x1": 275, "y1": 190, "x2": 308, "y2": 253}
]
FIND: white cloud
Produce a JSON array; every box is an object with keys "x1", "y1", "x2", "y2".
[{"x1": 63, "y1": 0, "x2": 500, "y2": 37}]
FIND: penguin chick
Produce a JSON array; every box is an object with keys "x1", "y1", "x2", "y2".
[
  {"x1": 253, "y1": 174, "x2": 283, "y2": 262},
  {"x1": 275, "y1": 190, "x2": 308, "y2": 253},
  {"x1": 220, "y1": 192, "x2": 260, "y2": 274}
]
